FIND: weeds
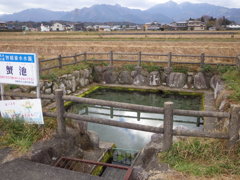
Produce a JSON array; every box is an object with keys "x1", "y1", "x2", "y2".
[
  {"x1": 222, "y1": 69, "x2": 240, "y2": 101},
  {"x1": 159, "y1": 138, "x2": 240, "y2": 177},
  {"x1": 40, "y1": 62, "x2": 91, "y2": 80},
  {"x1": 142, "y1": 64, "x2": 162, "y2": 72},
  {"x1": 0, "y1": 117, "x2": 56, "y2": 152}
]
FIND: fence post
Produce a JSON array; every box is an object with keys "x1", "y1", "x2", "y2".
[
  {"x1": 58, "y1": 55, "x2": 62, "y2": 69},
  {"x1": 55, "y1": 89, "x2": 66, "y2": 136},
  {"x1": 200, "y1": 53, "x2": 205, "y2": 68},
  {"x1": 236, "y1": 55, "x2": 240, "y2": 71},
  {"x1": 168, "y1": 52, "x2": 172, "y2": 68},
  {"x1": 138, "y1": 51, "x2": 142, "y2": 67},
  {"x1": 74, "y1": 53, "x2": 77, "y2": 64},
  {"x1": 163, "y1": 102, "x2": 174, "y2": 151},
  {"x1": 84, "y1": 52, "x2": 87, "y2": 61},
  {"x1": 110, "y1": 51, "x2": 113, "y2": 66},
  {"x1": 228, "y1": 105, "x2": 240, "y2": 148}
]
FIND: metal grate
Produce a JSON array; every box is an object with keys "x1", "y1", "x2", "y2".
[{"x1": 54, "y1": 157, "x2": 133, "y2": 180}]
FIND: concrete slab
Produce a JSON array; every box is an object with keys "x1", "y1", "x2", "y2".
[{"x1": 0, "y1": 159, "x2": 104, "y2": 180}]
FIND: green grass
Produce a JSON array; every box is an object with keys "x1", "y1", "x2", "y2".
[
  {"x1": 222, "y1": 69, "x2": 240, "y2": 102},
  {"x1": 159, "y1": 138, "x2": 240, "y2": 177},
  {"x1": 40, "y1": 62, "x2": 91, "y2": 80},
  {"x1": 0, "y1": 117, "x2": 56, "y2": 152}
]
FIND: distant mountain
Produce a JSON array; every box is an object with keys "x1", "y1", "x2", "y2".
[
  {"x1": 62, "y1": 4, "x2": 172, "y2": 23},
  {"x1": 0, "y1": 2, "x2": 239, "y2": 23},
  {"x1": 147, "y1": 1, "x2": 240, "y2": 23},
  {"x1": 0, "y1": 8, "x2": 67, "y2": 22}
]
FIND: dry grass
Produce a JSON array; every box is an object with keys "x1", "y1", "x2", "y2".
[{"x1": 0, "y1": 31, "x2": 239, "y2": 64}]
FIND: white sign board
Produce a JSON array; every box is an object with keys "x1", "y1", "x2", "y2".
[
  {"x1": 0, "y1": 52, "x2": 38, "y2": 86},
  {"x1": 0, "y1": 99, "x2": 44, "y2": 124}
]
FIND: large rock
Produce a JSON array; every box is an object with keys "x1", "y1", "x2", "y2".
[
  {"x1": 133, "y1": 74, "x2": 149, "y2": 86},
  {"x1": 71, "y1": 76, "x2": 77, "y2": 92},
  {"x1": 93, "y1": 66, "x2": 104, "y2": 82},
  {"x1": 214, "y1": 81, "x2": 225, "y2": 99},
  {"x1": 210, "y1": 75, "x2": 221, "y2": 90},
  {"x1": 149, "y1": 71, "x2": 161, "y2": 86},
  {"x1": 161, "y1": 67, "x2": 173, "y2": 83},
  {"x1": 87, "y1": 131, "x2": 100, "y2": 149},
  {"x1": 118, "y1": 71, "x2": 133, "y2": 84},
  {"x1": 167, "y1": 72, "x2": 186, "y2": 88},
  {"x1": 103, "y1": 69, "x2": 119, "y2": 84},
  {"x1": 194, "y1": 72, "x2": 208, "y2": 89}
]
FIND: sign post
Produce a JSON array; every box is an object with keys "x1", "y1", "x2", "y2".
[
  {"x1": 0, "y1": 84, "x2": 4, "y2": 100},
  {"x1": 0, "y1": 52, "x2": 43, "y2": 124}
]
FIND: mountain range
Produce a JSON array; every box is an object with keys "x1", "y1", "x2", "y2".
[{"x1": 0, "y1": 1, "x2": 240, "y2": 24}]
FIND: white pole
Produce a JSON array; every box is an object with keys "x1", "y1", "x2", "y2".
[{"x1": 36, "y1": 54, "x2": 40, "y2": 99}]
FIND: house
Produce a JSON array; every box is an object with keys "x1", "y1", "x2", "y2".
[
  {"x1": 22, "y1": 26, "x2": 29, "y2": 31},
  {"x1": 95, "y1": 25, "x2": 111, "y2": 32},
  {"x1": 51, "y1": 23, "x2": 65, "y2": 31},
  {"x1": 187, "y1": 20, "x2": 206, "y2": 31},
  {"x1": 0, "y1": 21, "x2": 7, "y2": 30},
  {"x1": 208, "y1": 27, "x2": 217, "y2": 31},
  {"x1": 144, "y1": 22, "x2": 161, "y2": 31},
  {"x1": 226, "y1": 24, "x2": 240, "y2": 30},
  {"x1": 74, "y1": 23, "x2": 85, "y2": 31},
  {"x1": 170, "y1": 21, "x2": 188, "y2": 30},
  {"x1": 65, "y1": 24, "x2": 74, "y2": 31},
  {"x1": 125, "y1": 25, "x2": 141, "y2": 31},
  {"x1": 40, "y1": 24, "x2": 50, "y2": 32}
]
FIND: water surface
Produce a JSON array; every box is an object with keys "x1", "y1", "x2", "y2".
[{"x1": 68, "y1": 87, "x2": 203, "y2": 150}]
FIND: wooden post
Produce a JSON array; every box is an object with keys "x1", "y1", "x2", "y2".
[
  {"x1": 58, "y1": 55, "x2": 62, "y2": 69},
  {"x1": 137, "y1": 111, "x2": 140, "y2": 121},
  {"x1": 110, "y1": 51, "x2": 113, "y2": 66},
  {"x1": 138, "y1": 51, "x2": 142, "y2": 67},
  {"x1": 168, "y1": 52, "x2": 172, "y2": 68},
  {"x1": 110, "y1": 106, "x2": 113, "y2": 118},
  {"x1": 74, "y1": 53, "x2": 77, "y2": 64},
  {"x1": 85, "y1": 106, "x2": 88, "y2": 115},
  {"x1": 236, "y1": 55, "x2": 240, "y2": 71},
  {"x1": 163, "y1": 102, "x2": 174, "y2": 151},
  {"x1": 55, "y1": 89, "x2": 66, "y2": 136},
  {"x1": 200, "y1": 53, "x2": 205, "y2": 68},
  {"x1": 84, "y1": 52, "x2": 87, "y2": 61},
  {"x1": 228, "y1": 105, "x2": 240, "y2": 148}
]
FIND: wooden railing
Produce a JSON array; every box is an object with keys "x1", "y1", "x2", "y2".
[
  {"x1": 39, "y1": 52, "x2": 240, "y2": 72},
  {"x1": 55, "y1": 89, "x2": 239, "y2": 151},
  {"x1": 1, "y1": 89, "x2": 240, "y2": 151}
]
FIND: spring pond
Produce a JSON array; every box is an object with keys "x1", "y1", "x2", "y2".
[{"x1": 67, "y1": 87, "x2": 203, "y2": 150}]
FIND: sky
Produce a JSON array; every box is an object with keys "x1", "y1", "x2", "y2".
[{"x1": 0, "y1": 0, "x2": 240, "y2": 14}]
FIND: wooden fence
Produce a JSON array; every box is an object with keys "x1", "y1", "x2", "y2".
[
  {"x1": 53, "y1": 90, "x2": 239, "y2": 150},
  {"x1": 1, "y1": 89, "x2": 240, "y2": 150},
  {"x1": 39, "y1": 51, "x2": 240, "y2": 72}
]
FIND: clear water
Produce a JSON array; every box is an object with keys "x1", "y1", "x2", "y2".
[{"x1": 67, "y1": 87, "x2": 203, "y2": 150}]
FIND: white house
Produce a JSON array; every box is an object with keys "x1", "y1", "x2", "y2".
[
  {"x1": 226, "y1": 25, "x2": 240, "y2": 30},
  {"x1": 40, "y1": 24, "x2": 50, "y2": 32},
  {"x1": 51, "y1": 23, "x2": 65, "y2": 31}
]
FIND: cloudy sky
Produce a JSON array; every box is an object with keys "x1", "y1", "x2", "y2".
[{"x1": 0, "y1": 0, "x2": 240, "y2": 14}]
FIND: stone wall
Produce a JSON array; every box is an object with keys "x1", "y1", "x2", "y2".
[
  {"x1": 5, "y1": 65, "x2": 229, "y2": 106},
  {"x1": 94, "y1": 66, "x2": 212, "y2": 90},
  {"x1": 210, "y1": 75, "x2": 232, "y2": 131}
]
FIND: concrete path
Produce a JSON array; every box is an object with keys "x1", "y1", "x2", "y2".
[{"x1": 0, "y1": 159, "x2": 107, "y2": 180}]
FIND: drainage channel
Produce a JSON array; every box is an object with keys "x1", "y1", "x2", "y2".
[{"x1": 54, "y1": 157, "x2": 133, "y2": 180}]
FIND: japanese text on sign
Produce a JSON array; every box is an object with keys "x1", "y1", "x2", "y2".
[{"x1": 0, "y1": 52, "x2": 38, "y2": 86}]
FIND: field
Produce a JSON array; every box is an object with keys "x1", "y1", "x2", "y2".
[{"x1": 0, "y1": 31, "x2": 240, "y2": 61}]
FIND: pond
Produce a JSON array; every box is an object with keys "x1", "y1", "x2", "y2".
[{"x1": 67, "y1": 87, "x2": 203, "y2": 150}]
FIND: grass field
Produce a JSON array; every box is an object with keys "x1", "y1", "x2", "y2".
[{"x1": 0, "y1": 31, "x2": 239, "y2": 60}]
